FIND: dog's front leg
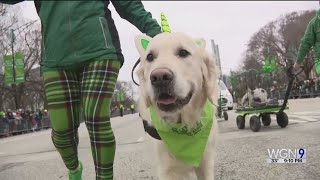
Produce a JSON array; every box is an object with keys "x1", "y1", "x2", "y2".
[
  {"x1": 159, "y1": 166, "x2": 194, "y2": 180},
  {"x1": 195, "y1": 149, "x2": 214, "y2": 180},
  {"x1": 195, "y1": 124, "x2": 217, "y2": 180},
  {"x1": 158, "y1": 169, "x2": 182, "y2": 180},
  {"x1": 157, "y1": 142, "x2": 193, "y2": 180},
  {"x1": 158, "y1": 160, "x2": 184, "y2": 180},
  {"x1": 195, "y1": 159, "x2": 214, "y2": 180}
]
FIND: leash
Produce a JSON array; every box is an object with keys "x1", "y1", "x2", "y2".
[
  {"x1": 132, "y1": 58, "x2": 162, "y2": 140},
  {"x1": 131, "y1": 58, "x2": 140, "y2": 86}
]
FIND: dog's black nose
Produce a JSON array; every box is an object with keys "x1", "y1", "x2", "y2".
[
  {"x1": 254, "y1": 97, "x2": 261, "y2": 102},
  {"x1": 150, "y1": 68, "x2": 173, "y2": 86}
]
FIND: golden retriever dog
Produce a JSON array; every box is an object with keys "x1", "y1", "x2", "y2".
[{"x1": 134, "y1": 32, "x2": 219, "y2": 180}]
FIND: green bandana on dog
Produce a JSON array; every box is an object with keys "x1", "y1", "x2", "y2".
[{"x1": 149, "y1": 100, "x2": 214, "y2": 167}]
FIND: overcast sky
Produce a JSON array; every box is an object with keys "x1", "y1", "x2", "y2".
[{"x1": 16, "y1": 1, "x2": 317, "y2": 82}]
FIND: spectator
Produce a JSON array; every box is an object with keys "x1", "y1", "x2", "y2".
[
  {"x1": 35, "y1": 112, "x2": 42, "y2": 129},
  {"x1": 6, "y1": 110, "x2": 14, "y2": 120},
  {"x1": 31, "y1": 112, "x2": 37, "y2": 131},
  {"x1": 25, "y1": 110, "x2": 32, "y2": 130},
  {"x1": 0, "y1": 111, "x2": 5, "y2": 120},
  {"x1": 119, "y1": 104, "x2": 124, "y2": 117},
  {"x1": 43, "y1": 109, "x2": 48, "y2": 117},
  {"x1": 130, "y1": 104, "x2": 135, "y2": 114},
  {"x1": 315, "y1": 77, "x2": 319, "y2": 91},
  {"x1": 0, "y1": 111, "x2": 9, "y2": 135},
  {"x1": 6, "y1": 109, "x2": 15, "y2": 133}
]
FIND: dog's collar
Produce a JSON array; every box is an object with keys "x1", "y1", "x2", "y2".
[{"x1": 147, "y1": 100, "x2": 214, "y2": 167}]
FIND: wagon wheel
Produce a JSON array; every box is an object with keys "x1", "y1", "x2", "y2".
[
  {"x1": 249, "y1": 115, "x2": 261, "y2": 132},
  {"x1": 223, "y1": 111, "x2": 228, "y2": 121},
  {"x1": 276, "y1": 112, "x2": 288, "y2": 128},
  {"x1": 261, "y1": 114, "x2": 271, "y2": 126},
  {"x1": 236, "y1": 115, "x2": 245, "y2": 129}
]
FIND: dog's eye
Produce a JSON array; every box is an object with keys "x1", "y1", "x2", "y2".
[
  {"x1": 178, "y1": 49, "x2": 190, "y2": 58},
  {"x1": 146, "y1": 53, "x2": 154, "y2": 62}
]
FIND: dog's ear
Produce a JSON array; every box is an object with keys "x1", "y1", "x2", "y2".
[
  {"x1": 194, "y1": 38, "x2": 206, "y2": 49},
  {"x1": 250, "y1": 88, "x2": 255, "y2": 95},
  {"x1": 201, "y1": 50, "x2": 218, "y2": 105},
  {"x1": 196, "y1": 38, "x2": 218, "y2": 104},
  {"x1": 135, "y1": 35, "x2": 153, "y2": 107},
  {"x1": 134, "y1": 35, "x2": 152, "y2": 56}
]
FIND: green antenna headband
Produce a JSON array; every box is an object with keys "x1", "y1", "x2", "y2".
[
  {"x1": 161, "y1": 12, "x2": 171, "y2": 33},
  {"x1": 160, "y1": 13, "x2": 203, "y2": 46}
]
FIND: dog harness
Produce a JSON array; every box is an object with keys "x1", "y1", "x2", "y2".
[{"x1": 148, "y1": 100, "x2": 214, "y2": 167}]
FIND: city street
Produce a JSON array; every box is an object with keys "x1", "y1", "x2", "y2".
[{"x1": 0, "y1": 98, "x2": 319, "y2": 180}]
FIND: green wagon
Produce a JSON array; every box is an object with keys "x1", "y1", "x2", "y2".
[
  {"x1": 235, "y1": 66, "x2": 303, "y2": 132},
  {"x1": 235, "y1": 105, "x2": 289, "y2": 132}
]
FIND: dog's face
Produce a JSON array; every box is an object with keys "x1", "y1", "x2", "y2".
[
  {"x1": 253, "y1": 88, "x2": 268, "y2": 103},
  {"x1": 135, "y1": 32, "x2": 217, "y2": 116},
  {"x1": 242, "y1": 88, "x2": 268, "y2": 106}
]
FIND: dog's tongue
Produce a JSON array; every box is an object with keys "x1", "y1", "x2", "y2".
[{"x1": 157, "y1": 94, "x2": 177, "y2": 105}]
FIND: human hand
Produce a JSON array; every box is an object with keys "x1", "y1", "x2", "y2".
[{"x1": 293, "y1": 63, "x2": 300, "y2": 70}]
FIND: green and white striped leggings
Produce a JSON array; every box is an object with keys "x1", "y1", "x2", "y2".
[{"x1": 43, "y1": 59, "x2": 120, "y2": 180}]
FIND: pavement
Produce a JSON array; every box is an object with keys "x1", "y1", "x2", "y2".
[{"x1": 0, "y1": 98, "x2": 319, "y2": 180}]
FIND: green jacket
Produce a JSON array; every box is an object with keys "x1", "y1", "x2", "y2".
[
  {"x1": 2, "y1": 1, "x2": 161, "y2": 71},
  {"x1": 296, "y1": 10, "x2": 320, "y2": 64}
]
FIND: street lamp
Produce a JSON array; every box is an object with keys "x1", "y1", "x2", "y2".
[{"x1": 10, "y1": 29, "x2": 18, "y2": 110}]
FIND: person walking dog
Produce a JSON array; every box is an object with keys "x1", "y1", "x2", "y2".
[
  {"x1": 0, "y1": 1, "x2": 161, "y2": 179},
  {"x1": 294, "y1": 8, "x2": 320, "y2": 76}
]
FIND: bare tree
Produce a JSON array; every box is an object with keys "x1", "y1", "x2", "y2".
[
  {"x1": 235, "y1": 10, "x2": 316, "y2": 94},
  {"x1": 0, "y1": 4, "x2": 43, "y2": 111},
  {"x1": 0, "y1": 4, "x2": 19, "y2": 55},
  {"x1": 0, "y1": 4, "x2": 19, "y2": 110}
]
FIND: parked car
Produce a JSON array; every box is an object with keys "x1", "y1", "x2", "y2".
[{"x1": 218, "y1": 80, "x2": 234, "y2": 110}]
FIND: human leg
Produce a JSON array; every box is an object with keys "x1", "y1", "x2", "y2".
[
  {"x1": 81, "y1": 59, "x2": 120, "y2": 179},
  {"x1": 43, "y1": 70, "x2": 81, "y2": 171}
]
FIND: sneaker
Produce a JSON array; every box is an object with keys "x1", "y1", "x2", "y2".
[{"x1": 68, "y1": 161, "x2": 83, "y2": 180}]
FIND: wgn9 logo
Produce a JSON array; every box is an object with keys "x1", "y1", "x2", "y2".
[{"x1": 267, "y1": 148, "x2": 306, "y2": 163}]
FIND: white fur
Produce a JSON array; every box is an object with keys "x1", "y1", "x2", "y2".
[
  {"x1": 135, "y1": 32, "x2": 219, "y2": 180},
  {"x1": 241, "y1": 88, "x2": 268, "y2": 107}
]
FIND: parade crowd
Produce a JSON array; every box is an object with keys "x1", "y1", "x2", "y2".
[
  {"x1": 270, "y1": 78, "x2": 320, "y2": 99},
  {"x1": 0, "y1": 109, "x2": 50, "y2": 137},
  {"x1": 0, "y1": 103, "x2": 136, "y2": 138}
]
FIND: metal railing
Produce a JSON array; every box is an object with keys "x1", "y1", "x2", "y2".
[
  {"x1": 269, "y1": 85, "x2": 320, "y2": 99},
  {"x1": 0, "y1": 116, "x2": 51, "y2": 137},
  {"x1": 0, "y1": 109, "x2": 137, "y2": 138},
  {"x1": 111, "y1": 109, "x2": 137, "y2": 117}
]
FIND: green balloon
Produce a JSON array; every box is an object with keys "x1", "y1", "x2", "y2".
[{"x1": 262, "y1": 65, "x2": 272, "y2": 72}]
